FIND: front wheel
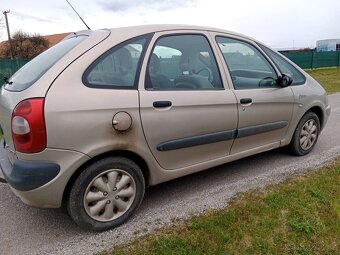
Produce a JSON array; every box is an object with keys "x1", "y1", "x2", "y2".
[
  {"x1": 67, "y1": 157, "x2": 145, "y2": 231},
  {"x1": 289, "y1": 112, "x2": 320, "y2": 156}
]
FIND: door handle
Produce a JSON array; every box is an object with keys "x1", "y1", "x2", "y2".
[
  {"x1": 240, "y1": 98, "x2": 252, "y2": 104},
  {"x1": 153, "y1": 101, "x2": 172, "y2": 108}
]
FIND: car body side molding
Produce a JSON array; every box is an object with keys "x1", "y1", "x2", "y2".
[
  {"x1": 237, "y1": 121, "x2": 288, "y2": 138},
  {"x1": 157, "y1": 130, "x2": 237, "y2": 151},
  {"x1": 157, "y1": 120, "x2": 289, "y2": 151}
]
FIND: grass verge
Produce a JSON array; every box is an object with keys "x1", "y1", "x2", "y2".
[
  {"x1": 307, "y1": 68, "x2": 340, "y2": 94},
  {"x1": 108, "y1": 158, "x2": 340, "y2": 255}
]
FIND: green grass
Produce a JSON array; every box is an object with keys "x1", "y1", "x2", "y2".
[
  {"x1": 307, "y1": 68, "x2": 340, "y2": 94},
  {"x1": 108, "y1": 158, "x2": 340, "y2": 255}
]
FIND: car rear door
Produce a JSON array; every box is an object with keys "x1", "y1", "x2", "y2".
[
  {"x1": 139, "y1": 31, "x2": 238, "y2": 170},
  {"x1": 213, "y1": 34, "x2": 294, "y2": 154}
]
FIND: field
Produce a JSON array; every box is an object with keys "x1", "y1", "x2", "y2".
[
  {"x1": 108, "y1": 158, "x2": 340, "y2": 255},
  {"x1": 307, "y1": 68, "x2": 340, "y2": 94}
]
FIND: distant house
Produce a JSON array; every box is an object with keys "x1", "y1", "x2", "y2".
[
  {"x1": 277, "y1": 48, "x2": 314, "y2": 54},
  {"x1": 43, "y1": 33, "x2": 71, "y2": 47},
  {"x1": 316, "y1": 39, "x2": 340, "y2": 52},
  {"x1": 0, "y1": 33, "x2": 145, "y2": 58},
  {"x1": 126, "y1": 45, "x2": 142, "y2": 58},
  {"x1": 0, "y1": 32, "x2": 70, "y2": 56}
]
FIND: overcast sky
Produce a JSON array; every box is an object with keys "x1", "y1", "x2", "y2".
[{"x1": 1, "y1": 0, "x2": 339, "y2": 49}]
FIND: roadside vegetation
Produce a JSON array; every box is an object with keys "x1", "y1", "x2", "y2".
[
  {"x1": 0, "y1": 30, "x2": 49, "y2": 59},
  {"x1": 307, "y1": 68, "x2": 340, "y2": 94},
  {"x1": 108, "y1": 158, "x2": 340, "y2": 255}
]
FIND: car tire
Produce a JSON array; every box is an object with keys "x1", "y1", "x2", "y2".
[
  {"x1": 67, "y1": 156, "x2": 145, "y2": 231},
  {"x1": 289, "y1": 112, "x2": 320, "y2": 156}
]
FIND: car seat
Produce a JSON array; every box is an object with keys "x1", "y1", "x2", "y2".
[
  {"x1": 174, "y1": 52, "x2": 213, "y2": 89},
  {"x1": 146, "y1": 53, "x2": 173, "y2": 89}
]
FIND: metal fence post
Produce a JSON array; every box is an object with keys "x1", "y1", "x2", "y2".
[
  {"x1": 311, "y1": 51, "x2": 314, "y2": 69},
  {"x1": 338, "y1": 51, "x2": 340, "y2": 67}
]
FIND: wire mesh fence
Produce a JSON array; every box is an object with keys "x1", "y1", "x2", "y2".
[
  {"x1": 0, "y1": 59, "x2": 28, "y2": 85},
  {"x1": 0, "y1": 51, "x2": 339, "y2": 87},
  {"x1": 281, "y1": 51, "x2": 340, "y2": 69}
]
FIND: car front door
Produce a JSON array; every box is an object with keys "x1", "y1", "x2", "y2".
[
  {"x1": 214, "y1": 35, "x2": 294, "y2": 154},
  {"x1": 139, "y1": 32, "x2": 238, "y2": 170}
]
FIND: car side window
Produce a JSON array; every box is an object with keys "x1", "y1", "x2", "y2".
[
  {"x1": 84, "y1": 36, "x2": 149, "y2": 89},
  {"x1": 259, "y1": 44, "x2": 306, "y2": 85},
  {"x1": 145, "y1": 34, "x2": 223, "y2": 90},
  {"x1": 216, "y1": 37, "x2": 278, "y2": 90}
]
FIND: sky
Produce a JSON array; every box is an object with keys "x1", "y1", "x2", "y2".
[{"x1": 0, "y1": 0, "x2": 339, "y2": 49}]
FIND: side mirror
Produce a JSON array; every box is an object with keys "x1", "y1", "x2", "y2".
[{"x1": 277, "y1": 74, "x2": 293, "y2": 87}]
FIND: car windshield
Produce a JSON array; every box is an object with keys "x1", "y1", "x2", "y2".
[{"x1": 4, "y1": 35, "x2": 87, "y2": 92}]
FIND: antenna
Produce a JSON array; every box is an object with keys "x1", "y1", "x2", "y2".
[{"x1": 65, "y1": 0, "x2": 91, "y2": 30}]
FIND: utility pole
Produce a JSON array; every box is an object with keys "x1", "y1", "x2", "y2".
[{"x1": 3, "y1": 10, "x2": 14, "y2": 59}]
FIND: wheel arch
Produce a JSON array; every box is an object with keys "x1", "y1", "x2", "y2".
[
  {"x1": 306, "y1": 105, "x2": 324, "y2": 129},
  {"x1": 283, "y1": 104, "x2": 325, "y2": 148},
  {"x1": 62, "y1": 150, "x2": 150, "y2": 204}
]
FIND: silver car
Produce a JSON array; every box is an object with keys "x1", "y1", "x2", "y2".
[{"x1": 0, "y1": 25, "x2": 331, "y2": 231}]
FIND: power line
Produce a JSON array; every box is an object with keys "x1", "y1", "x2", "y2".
[
  {"x1": 0, "y1": 17, "x2": 4, "y2": 40},
  {"x1": 9, "y1": 10, "x2": 69, "y2": 26}
]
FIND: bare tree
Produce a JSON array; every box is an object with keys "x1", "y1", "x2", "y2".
[{"x1": 0, "y1": 30, "x2": 49, "y2": 59}]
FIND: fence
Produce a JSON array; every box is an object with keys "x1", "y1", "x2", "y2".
[
  {"x1": 0, "y1": 59, "x2": 29, "y2": 84},
  {"x1": 0, "y1": 51, "x2": 339, "y2": 85},
  {"x1": 281, "y1": 51, "x2": 340, "y2": 69}
]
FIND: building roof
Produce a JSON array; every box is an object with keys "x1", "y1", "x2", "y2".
[
  {"x1": 44, "y1": 33, "x2": 70, "y2": 47},
  {"x1": 0, "y1": 32, "x2": 70, "y2": 51},
  {"x1": 316, "y1": 39, "x2": 340, "y2": 44}
]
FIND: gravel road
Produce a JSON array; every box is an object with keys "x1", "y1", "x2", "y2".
[{"x1": 1, "y1": 93, "x2": 339, "y2": 255}]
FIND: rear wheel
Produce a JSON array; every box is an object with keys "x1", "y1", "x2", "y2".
[
  {"x1": 67, "y1": 157, "x2": 145, "y2": 231},
  {"x1": 289, "y1": 112, "x2": 320, "y2": 156}
]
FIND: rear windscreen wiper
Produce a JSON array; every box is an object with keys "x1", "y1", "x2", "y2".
[{"x1": 3, "y1": 77, "x2": 13, "y2": 85}]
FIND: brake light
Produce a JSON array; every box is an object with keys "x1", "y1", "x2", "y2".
[{"x1": 12, "y1": 98, "x2": 46, "y2": 153}]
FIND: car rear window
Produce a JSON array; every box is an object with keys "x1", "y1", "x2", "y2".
[
  {"x1": 4, "y1": 35, "x2": 87, "y2": 92},
  {"x1": 83, "y1": 34, "x2": 152, "y2": 89}
]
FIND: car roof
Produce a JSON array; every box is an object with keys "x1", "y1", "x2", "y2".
[{"x1": 105, "y1": 24, "x2": 256, "y2": 42}]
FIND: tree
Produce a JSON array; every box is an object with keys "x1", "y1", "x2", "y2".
[{"x1": 0, "y1": 30, "x2": 49, "y2": 59}]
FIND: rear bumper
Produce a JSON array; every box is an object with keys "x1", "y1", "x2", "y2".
[
  {"x1": 0, "y1": 139, "x2": 9, "y2": 183},
  {"x1": 0, "y1": 168, "x2": 6, "y2": 183},
  {"x1": 1, "y1": 139, "x2": 90, "y2": 208},
  {"x1": 0, "y1": 139, "x2": 60, "y2": 191}
]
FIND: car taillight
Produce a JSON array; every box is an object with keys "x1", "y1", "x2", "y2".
[{"x1": 12, "y1": 98, "x2": 46, "y2": 153}]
